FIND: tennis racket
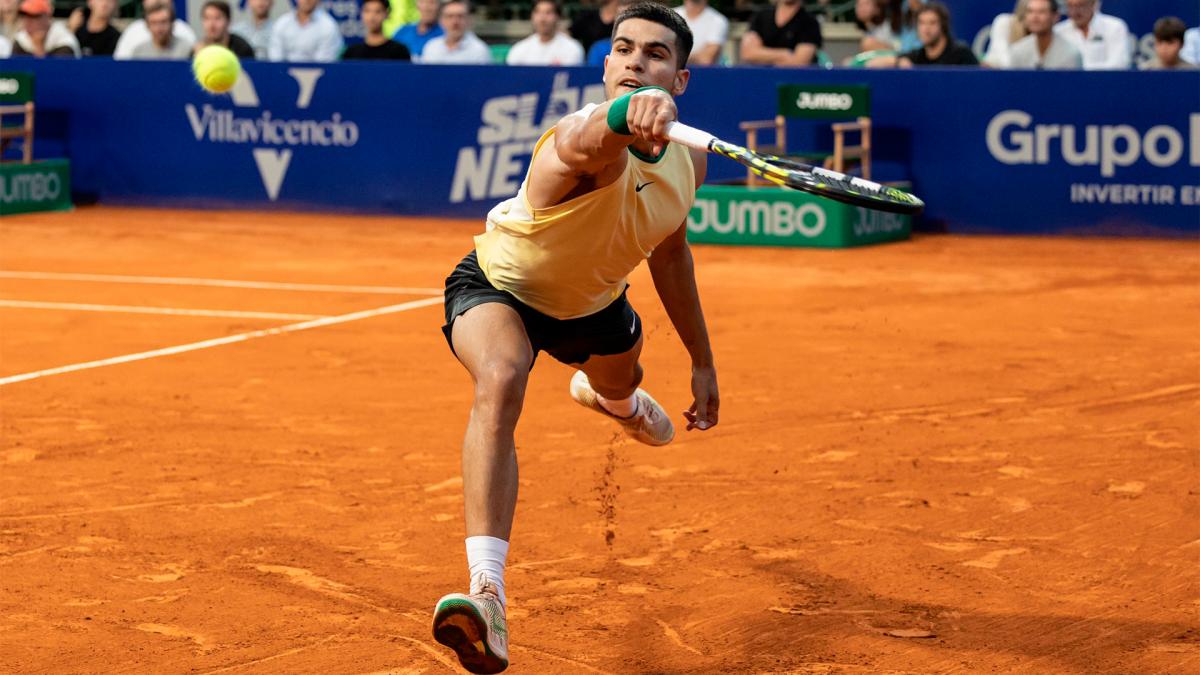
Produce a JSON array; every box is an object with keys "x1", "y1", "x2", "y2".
[{"x1": 666, "y1": 121, "x2": 925, "y2": 216}]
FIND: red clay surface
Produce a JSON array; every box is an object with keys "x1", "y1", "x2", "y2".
[{"x1": 1, "y1": 207, "x2": 1197, "y2": 673}]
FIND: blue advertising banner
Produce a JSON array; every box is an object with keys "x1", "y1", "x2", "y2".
[
  {"x1": 944, "y1": 0, "x2": 1200, "y2": 65},
  {"x1": 7, "y1": 60, "x2": 1199, "y2": 236}
]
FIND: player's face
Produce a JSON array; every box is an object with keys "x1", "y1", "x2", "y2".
[
  {"x1": 1024, "y1": 0, "x2": 1055, "y2": 35},
  {"x1": 1064, "y1": 0, "x2": 1093, "y2": 28},
  {"x1": 604, "y1": 18, "x2": 688, "y2": 100},
  {"x1": 1155, "y1": 38, "x2": 1182, "y2": 65},
  {"x1": 296, "y1": 0, "x2": 319, "y2": 15},
  {"x1": 440, "y1": 2, "x2": 468, "y2": 39},
  {"x1": 361, "y1": 1, "x2": 386, "y2": 33},
  {"x1": 247, "y1": 0, "x2": 271, "y2": 19},
  {"x1": 916, "y1": 11, "x2": 941, "y2": 46},
  {"x1": 201, "y1": 6, "x2": 228, "y2": 41},
  {"x1": 531, "y1": 2, "x2": 557, "y2": 37}
]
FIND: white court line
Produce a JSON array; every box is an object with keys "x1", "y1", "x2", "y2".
[
  {"x1": 0, "y1": 270, "x2": 442, "y2": 296},
  {"x1": 0, "y1": 299, "x2": 326, "y2": 321},
  {"x1": 0, "y1": 296, "x2": 444, "y2": 387}
]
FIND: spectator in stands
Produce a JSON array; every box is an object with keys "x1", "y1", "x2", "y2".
[
  {"x1": 982, "y1": 0, "x2": 1027, "y2": 68},
  {"x1": 584, "y1": 0, "x2": 633, "y2": 66},
  {"x1": 382, "y1": 0, "x2": 417, "y2": 41},
  {"x1": 739, "y1": 0, "x2": 822, "y2": 67},
  {"x1": 231, "y1": 0, "x2": 274, "y2": 60},
  {"x1": 896, "y1": 0, "x2": 924, "y2": 52},
  {"x1": 867, "y1": 1, "x2": 975, "y2": 66},
  {"x1": 674, "y1": 0, "x2": 728, "y2": 65},
  {"x1": 127, "y1": 2, "x2": 191, "y2": 59},
  {"x1": 1183, "y1": 26, "x2": 1200, "y2": 65},
  {"x1": 1141, "y1": 17, "x2": 1196, "y2": 70},
  {"x1": 343, "y1": 0, "x2": 411, "y2": 59},
  {"x1": 114, "y1": 0, "x2": 197, "y2": 59},
  {"x1": 506, "y1": 0, "x2": 583, "y2": 66},
  {"x1": 856, "y1": 0, "x2": 899, "y2": 52},
  {"x1": 570, "y1": 0, "x2": 620, "y2": 54},
  {"x1": 1054, "y1": 0, "x2": 1130, "y2": 70},
  {"x1": 197, "y1": 1, "x2": 255, "y2": 58},
  {"x1": 12, "y1": 0, "x2": 80, "y2": 57},
  {"x1": 1, "y1": 0, "x2": 19, "y2": 42},
  {"x1": 1009, "y1": 0, "x2": 1080, "y2": 69},
  {"x1": 421, "y1": 0, "x2": 489, "y2": 64},
  {"x1": 269, "y1": 0, "x2": 343, "y2": 62},
  {"x1": 586, "y1": 36, "x2": 608, "y2": 66},
  {"x1": 69, "y1": 0, "x2": 122, "y2": 57},
  {"x1": 393, "y1": 0, "x2": 442, "y2": 58}
]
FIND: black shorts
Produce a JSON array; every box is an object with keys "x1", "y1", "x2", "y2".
[{"x1": 441, "y1": 250, "x2": 642, "y2": 366}]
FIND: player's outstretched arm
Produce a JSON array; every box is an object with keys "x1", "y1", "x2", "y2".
[
  {"x1": 554, "y1": 87, "x2": 679, "y2": 175},
  {"x1": 648, "y1": 221, "x2": 719, "y2": 432}
]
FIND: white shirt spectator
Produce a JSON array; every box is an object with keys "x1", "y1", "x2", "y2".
[
  {"x1": 112, "y1": 18, "x2": 195, "y2": 59},
  {"x1": 506, "y1": 31, "x2": 583, "y2": 65},
  {"x1": 421, "y1": 31, "x2": 490, "y2": 64},
  {"x1": 128, "y1": 35, "x2": 193, "y2": 59},
  {"x1": 1182, "y1": 27, "x2": 1200, "y2": 65},
  {"x1": 15, "y1": 19, "x2": 80, "y2": 56},
  {"x1": 1009, "y1": 32, "x2": 1082, "y2": 69},
  {"x1": 231, "y1": 16, "x2": 274, "y2": 60},
  {"x1": 1054, "y1": 11, "x2": 1130, "y2": 69},
  {"x1": 673, "y1": 4, "x2": 728, "y2": 59},
  {"x1": 983, "y1": 13, "x2": 1017, "y2": 68},
  {"x1": 0, "y1": 34, "x2": 11, "y2": 58},
  {"x1": 268, "y1": 8, "x2": 343, "y2": 62}
]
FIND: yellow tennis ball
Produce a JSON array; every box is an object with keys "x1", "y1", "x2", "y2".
[{"x1": 192, "y1": 45, "x2": 241, "y2": 94}]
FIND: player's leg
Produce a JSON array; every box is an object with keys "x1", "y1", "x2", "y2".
[
  {"x1": 576, "y1": 335, "x2": 644, "y2": 405},
  {"x1": 559, "y1": 298, "x2": 674, "y2": 445},
  {"x1": 451, "y1": 302, "x2": 533, "y2": 545},
  {"x1": 433, "y1": 300, "x2": 531, "y2": 674}
]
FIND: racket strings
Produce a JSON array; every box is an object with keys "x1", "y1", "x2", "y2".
[{"x1": 708, "y1": 139, "x2": 922, "y2": 213}]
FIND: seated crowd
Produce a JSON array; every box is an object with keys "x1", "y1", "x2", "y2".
[{"x1": 0, "y1": 0, "x2": 1195, "y2": 71}]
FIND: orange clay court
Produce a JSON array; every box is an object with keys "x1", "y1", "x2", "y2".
[{"x1": 0, "y1": 206, "x2": 1196, "y2": 673}]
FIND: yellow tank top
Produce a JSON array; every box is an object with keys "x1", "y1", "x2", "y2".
[{"x1": 474, "y1": 105, "x2": 695, "y2": 320}]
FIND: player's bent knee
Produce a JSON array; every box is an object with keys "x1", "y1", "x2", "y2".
[{"x1": 473, "y1": 362, "x2": 529, "y2": 422}]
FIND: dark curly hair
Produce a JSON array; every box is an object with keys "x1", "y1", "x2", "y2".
[{"x1": 611, "y1": 1, "x2": 694, "y2": 69}]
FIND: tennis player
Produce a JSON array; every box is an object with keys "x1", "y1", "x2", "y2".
[{"x1": 431, "y1": 3, "x2": 717, "y2": 672}]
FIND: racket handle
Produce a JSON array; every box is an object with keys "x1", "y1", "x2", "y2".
[{"x1": 665, "y1": 122, "x2": 715, "y2": 152}]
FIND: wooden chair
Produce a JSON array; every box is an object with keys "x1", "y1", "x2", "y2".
[
  {"x1": 0, "y1": 102, "x2": 35, "y2": 164},
  {"x1": 0, "y1": 72, "x2": 35, "y2": 164},
  {"x1": 739, "y1": 84, "x2": 872, "y2": 185}
]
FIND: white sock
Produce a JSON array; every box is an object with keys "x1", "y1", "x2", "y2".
[
  {"x1": 597, "y1": 392, "x2": 639, "y2": 418},
  {"x1": 466, "y1": 535, "x2": 509, "y2": 606}
]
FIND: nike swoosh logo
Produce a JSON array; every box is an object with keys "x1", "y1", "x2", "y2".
[{"x1": 635, "y1": 181, "x2": 655, "y2": 192}]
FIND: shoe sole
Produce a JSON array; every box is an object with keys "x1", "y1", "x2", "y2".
[{"x1": 432, "y1": 599, "x2": 508, "y2": 674}]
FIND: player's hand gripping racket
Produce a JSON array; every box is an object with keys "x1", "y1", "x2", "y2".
[{"x1": 666, "y1": 121, "x2": 925, "y2": 215}]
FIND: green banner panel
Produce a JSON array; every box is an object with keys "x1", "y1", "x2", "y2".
[
  {"x1": 777, "y1": 84, "x2": 871, "y2": 119},
  {"x1": 687, "y1": 184, "x2": 909, "y2": 248},
  {"x1": 0, "y1": 72, "x2": 34, "y2": 104},
  {"x1": 0, "y1": 159, "x2": 71, "y2": 216}
]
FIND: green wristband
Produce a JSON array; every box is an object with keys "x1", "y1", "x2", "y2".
[{"x1": 606, "y1": 86, "x2": 669, "y2": 135}]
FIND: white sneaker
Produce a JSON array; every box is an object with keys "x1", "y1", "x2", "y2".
[
  {"x1": 569, "y1": 370, "x2": 675, "y2": 446},
  {"x1": 432, "y1": 574, "x2": 509, "y2": 674}
]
